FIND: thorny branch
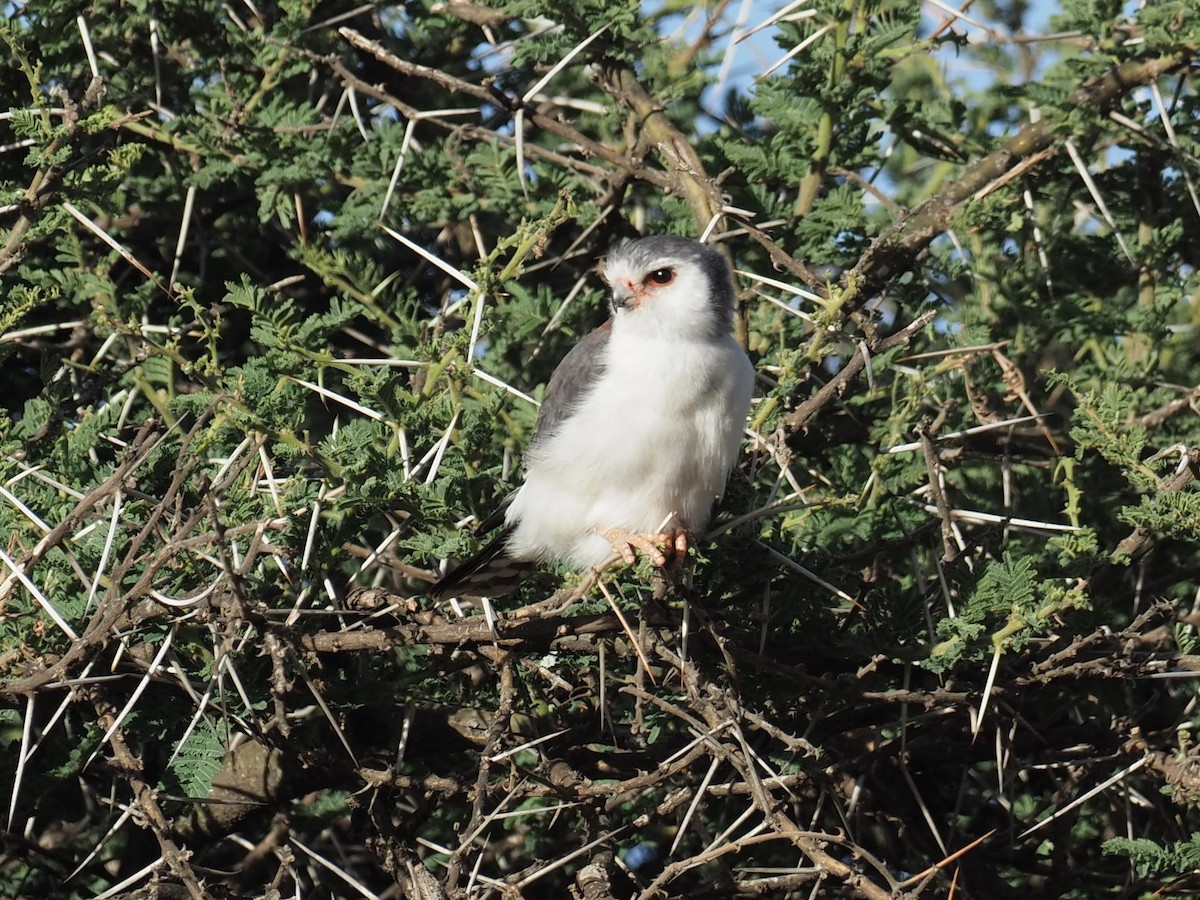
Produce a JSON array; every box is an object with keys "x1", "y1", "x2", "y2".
[
  {"x1": 0, "y1": 76, "x2": 106, "y2": 275},
  {"x1": 331, "y1": 26, "x2": 1193, "y2": 457},
  {"x1": 842, "y1": 51, "x2": 1196, "y2": 311},
  {"x1": 4, "y1": 9, "x2": 1197, "y2": 900}
]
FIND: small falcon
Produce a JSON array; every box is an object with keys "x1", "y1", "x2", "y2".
[{"x1": 430, "y1": 235, "x2": 755, "y2": 599}]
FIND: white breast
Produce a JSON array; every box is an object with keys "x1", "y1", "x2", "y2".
[{"x1": 504, "y1": 328, "x2": 754, "y2": 569}]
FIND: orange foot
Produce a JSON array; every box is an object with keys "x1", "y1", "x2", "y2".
[{"x1": 598, "y1": 526, "x2": 692, "y2": 570}]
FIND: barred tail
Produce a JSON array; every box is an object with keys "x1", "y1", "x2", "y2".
[{"x1": 429, "y1": 527, "x2": 536, "y2": 599}]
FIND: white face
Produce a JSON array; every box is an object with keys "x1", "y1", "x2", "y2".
[{"x1": 602, "y1": 238, "x2": 734, "y2": 342}]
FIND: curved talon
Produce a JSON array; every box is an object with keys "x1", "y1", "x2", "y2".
[
  {"x1": 673, "y1": 528, "x2": 689, "y2": 556},
  {"x1": 667, "y1": 527, "x2": 691, "y2": 572}
]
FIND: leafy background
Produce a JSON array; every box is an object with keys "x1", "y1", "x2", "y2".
[{"x1": 1, "y1": 1, "x2": 1199, "y2": 897}]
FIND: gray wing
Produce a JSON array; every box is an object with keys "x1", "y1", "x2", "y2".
[{"x1": 526, "y1": 321, "x2": 611, "y2": 459}]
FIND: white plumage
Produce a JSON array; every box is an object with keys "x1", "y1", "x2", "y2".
[{"x1": 430, "y1": 235, "x2": 754, "y2": 598}]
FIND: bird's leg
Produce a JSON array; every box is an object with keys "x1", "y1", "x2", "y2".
[
  {"x1": 596, "y1": 524, "x2": 693, "y2": 570},
  {"x1": 600, "y1": 528, "x2": 667, "y2": 567}
]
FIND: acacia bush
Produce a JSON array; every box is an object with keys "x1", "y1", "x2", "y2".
[{"x1": 1, "y1": 1, "x2": 1199, "y2": 898}]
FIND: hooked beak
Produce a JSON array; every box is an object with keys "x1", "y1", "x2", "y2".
[{"x1": 610, "y1": 281, "x2": 639, "y2": 312}]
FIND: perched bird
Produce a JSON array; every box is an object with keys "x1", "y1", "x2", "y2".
[{"x1": 430, "y1": 235, "x2": 754, "y2": 599}]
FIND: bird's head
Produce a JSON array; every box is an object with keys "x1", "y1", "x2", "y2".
[{"x1": 602, "y1": 236, "x2": 736, "y2": 341}]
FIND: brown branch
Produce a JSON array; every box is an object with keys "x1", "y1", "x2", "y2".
[
  {"x1": 1, "y1": 417, "x2": 159, "y2": 599},
  {"x1": 843, "y1": 51, "x2": 1194, "y2": 311},
  {"x1": 738, "y1": 220, "x2": 832, "y2": 297},
  {"x1": 443, "y1": 657, "x2": 516, "y2": 892},
  {"x1": 917, "y1": 412, "x2": 959, "y2": 563},
  {"x1": 0, "y1": 418, "x2": 168, "y2": 699},
  {"x1": 0, "y1": 77, "x2": 107, "y2": 276},
  {"x1": 1110, "y1": 448, "x2": 1200, "y2": 562},
  {"x1": 0, "y1": 408, "x2": 280, "y2": 700},
  {"x1": 646, "y1": 643, "x2": 899, "y2": 900},
  {"x1": 781, "y1": 308, "x2": 937, "y2": 436},
  {"x1": 772, "y1": 51, "x2": 1195, "y2": 442},
  {"x1": 91, "y1": 693, "x2": 207, "y2": 899},
  {"x1": 293, "y1": 608, "x2": 663, "y2": 654},
  {"x1": 333, "y1": 29, "x2": 673, "y2": 191},
  {"x1": 600, "y1": 65, "x2": 725, "y2": 230}
]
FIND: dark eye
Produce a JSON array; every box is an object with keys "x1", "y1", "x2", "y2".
[{"x1": 646, "y1": 267, "x2": 674, "y2": 286}]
